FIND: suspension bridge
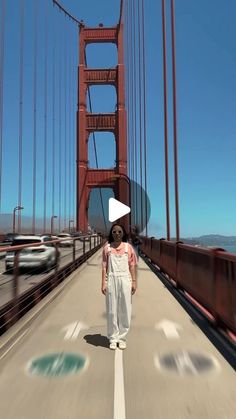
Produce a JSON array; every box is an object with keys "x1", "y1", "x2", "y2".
[{"x1": 0, "y1": 1, "x2": 235, "y2": 418}]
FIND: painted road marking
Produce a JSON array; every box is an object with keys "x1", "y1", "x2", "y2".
[
  {"x1": 155, "y1": 319, "x2": 182, "y2": 339},
  {"x1": 114, "y1": 349, "x2": 126, "y2": 419},
  {"x1": 0, "y1": 328, "x2": 29, "y2": 360},
  {"x1": 175, "y1": 350, "x2": 198, "y2": 375},
  {"x1": 27, "y1": 352, "x2": 88, "y2": 377},
  {"x1": 154, "y1": 350, "x2": 221, "y2": 376},
  {"x1": 62, "y1": 321, "x2": 89, "y2": 340}
]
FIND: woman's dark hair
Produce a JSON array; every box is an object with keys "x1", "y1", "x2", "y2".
[{"x1": 108, "y1": 223, "x2": 128, "y2": 243}]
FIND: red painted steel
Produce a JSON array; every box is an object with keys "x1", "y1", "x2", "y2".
[
  {"x1": 77, "y1": 24, "x2": 128, "y2": 232},
  {"x1": 86, "y1": 113, "x2": 116, "y2": 131},
  {"x1": 83, "y1": 28, "x2": 117, "y2": 43},
  {"x1": 140, "y1": 237, "x2": 236, "y2": 335},
  {"x1": 85, "y1": 69, "x2": 117, "y2": 85},
  {"x1": 86, "y1": 169, "x2": 117, "y2": 187}
]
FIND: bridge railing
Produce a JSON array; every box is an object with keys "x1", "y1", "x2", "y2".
[
  {"x1": 140, "y1": 237, "x2": 236, "y2": 335},
  {"x1": 0, "y1": 235, "x2": 103, "y2": 335}
]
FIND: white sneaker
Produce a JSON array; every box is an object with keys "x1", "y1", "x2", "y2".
[
  {"x1": 109, "y1": 342, "x2": 117, "y2": 350},
  {"x1": 118, "y1": 341, "x2": 127, "y2": 350}
]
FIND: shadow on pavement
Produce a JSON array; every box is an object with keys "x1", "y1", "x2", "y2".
[{"x1": 84, "y1": 333, "x2": 109, "y2": 348}]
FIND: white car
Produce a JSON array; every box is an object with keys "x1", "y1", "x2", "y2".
[
  {"x1": 57, "y1": 233, "x2": 73, "y2": 247},
  {"x1": 5, "y1": 235, "x2": 60, "y2": 272}
]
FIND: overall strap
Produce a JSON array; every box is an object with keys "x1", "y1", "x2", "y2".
[{"x1": 125, "y1": 243, "x2": 128, "y2": 253}]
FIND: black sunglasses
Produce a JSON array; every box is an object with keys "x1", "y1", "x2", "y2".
[{"x1": 112, "y1": 230, "x2": 123, "y2": 234}]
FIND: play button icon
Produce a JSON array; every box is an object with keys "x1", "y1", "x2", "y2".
[{"x1": 108, "y1": 198, "x2": 131, "y2": 222}]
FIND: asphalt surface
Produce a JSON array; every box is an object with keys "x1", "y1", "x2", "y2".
[{"x1": 0, "y1": 249, "x2": 235, "y2": 419}]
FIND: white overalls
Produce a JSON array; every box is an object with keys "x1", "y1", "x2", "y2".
[{"x1": 106, "y1": 243, "x2": 132, "y2": 344}]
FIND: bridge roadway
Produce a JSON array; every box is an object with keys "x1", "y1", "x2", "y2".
[
  {"x1": 0, "y1": 249, "x2": 235, "y2": 419},
  {"x1": 0, "y1": 241, "x2": 91, "y2": 308}
]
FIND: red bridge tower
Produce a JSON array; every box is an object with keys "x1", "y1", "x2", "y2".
[{"x1": 76, "y1": 23, "x2": 129, "y2": 233}]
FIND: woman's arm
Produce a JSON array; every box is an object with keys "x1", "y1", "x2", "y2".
[
  {"x1": 101, "y1": 267, "x2": 107, "y2": 295},
  {"x1": 129, "y1": 265, "x2": 137, "y2": 294},
  {"x1": 101, "y1": 246, "x2": 107, "y2": 295},
  {"x1": 129, "y1": 243, "x2": 137, "y2": 294}
]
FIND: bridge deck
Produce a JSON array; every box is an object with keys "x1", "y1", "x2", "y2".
[{"x1": 0, "y1": 250, "x2": 235, "y2": 419}]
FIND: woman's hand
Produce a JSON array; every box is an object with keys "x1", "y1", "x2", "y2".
[
  {"x1": 101, "y1": 283, "x2": 107, "y2": 295},
  {"x1": 131, "y1": 281, "x2": 137, "y2": 295}
]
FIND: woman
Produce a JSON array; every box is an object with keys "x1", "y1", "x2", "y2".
[{"x1": 101, "y1": 223, "x2": 137, "y2": 350}]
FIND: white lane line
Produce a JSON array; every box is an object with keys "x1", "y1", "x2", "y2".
[
  {"x1": 0, "y1": 328, "x2": 29, "y2": 360},
  {"x1": 114, "y1": 349, "x2": 126, "y2": 419}
]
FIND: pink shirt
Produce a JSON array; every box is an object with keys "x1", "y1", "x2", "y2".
[{"x1": 102, "y1": 242, "x2": 138, "y2": 269}]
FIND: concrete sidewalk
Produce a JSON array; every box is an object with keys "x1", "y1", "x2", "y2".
[{"x1": 0, "y1": 249, "x2": 235, "y2": 419}]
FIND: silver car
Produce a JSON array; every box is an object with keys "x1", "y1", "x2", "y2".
[
  {"x1": 5, "y1": 235, "x2": 60, "y2": 272},
  {"x1": 57, "y1": 233, "x2": 73, "y2": 247}
]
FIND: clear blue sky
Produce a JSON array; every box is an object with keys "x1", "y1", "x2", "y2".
[{"x1": 1, "y1": 0, "x2": 236, "y2": 237}]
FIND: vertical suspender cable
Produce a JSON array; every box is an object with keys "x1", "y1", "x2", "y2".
[
  {"x1": 130, "y1": 1, "x2": 134, "y2": 227},
  {"x1": 64, "y1": 28, "x2": 67, "y2": 230},
  {"x1": 138, "y1": 0, "x2": 143, "y2": 232},
  {"x1": 141, "y1": 0, "x2": 148, "y2": 236},
  {"x1": 43, "y1": 2, "x2": 48, "y2": 233},
  {"x1": 127, "y1": 0, "x2": 134, "y2": 224},
  {"x1": 68, "y1": 29, "x2": 72, "y2": 224},
  {"x1": 133, "y1": 0, "x2": 138, "y2": 228},
  {"x1": 52, "y1": 11, "x2": 56, "y2": 223},
  {"x1": 18, "y1": 0, "x2": 24, "y2": 232},
  {"x1": 72, "y1": 51, "x2": 76, "y2": 225},
  {"x1": 132, "y1": 0, "x2": 138, "y2": 226},
  {"x1": 162, "y1": 0, "x2": 170, "y2": 240},
  {"x1": 58, "y1": 27, "x2": 62, "y2": 233},
  {"x1": 32, "y1": 0, "x2": 38, "y2": 234},
  {"x1": 128, "y1": 0, "x2": 132, "y2": 218},
  {"x1": 124, "y1": 0, "x2": 131, "y2": 224},
  {"x1": 170, "y1": 0, "x2": 180, "y2": 241},
  {"x1": 0, "y1": 0, "x2": 6, "y2": 215}
]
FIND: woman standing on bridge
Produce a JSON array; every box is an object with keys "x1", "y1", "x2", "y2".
[{"x1": 101, "y1": 223, "x2": 137, "y2": 350}]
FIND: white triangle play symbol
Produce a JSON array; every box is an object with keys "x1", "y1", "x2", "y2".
[{"x1": 108, "y1": 198, "x2": 131, "y2": 222}]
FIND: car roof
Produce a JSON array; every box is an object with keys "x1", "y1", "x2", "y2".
[{"x1": 13, "y1": 235, "x2": 42, "y2": 240}]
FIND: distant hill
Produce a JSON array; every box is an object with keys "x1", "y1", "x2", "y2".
[{"x1": 181, "y1": 235, "x2": 236, "y2": 246}]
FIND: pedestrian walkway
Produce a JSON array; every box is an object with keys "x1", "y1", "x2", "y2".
[{"x1": 0, "y1": 249, "x2": 235, "y2": 419}]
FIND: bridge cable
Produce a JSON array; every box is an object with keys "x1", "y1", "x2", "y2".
[
  {"x1": 124, "y1": 0, "x2": 131, "y2": 225},
  {"x1": 52, "y1": 0, "x2": 84, "y2": 27},
  {"x1": 128, "y1": 0, "x2": 135, "y2": 227},
  {"x1": 170, "y1": 0, "x2": 180, "y2": 241},
  {"x1": 58, "y1": 22, "x2": 63, "y2": 233},
  {"x1": 132, "y1": 0, "x2": 138, "y2": 228},
  {"x1": 32, "y1": 0, "x2": 38, "y2": 234},
  {"x1": 84, "y1": 52, "x2": 107, "y2": 233},
  {"x1": 0, "y1": 0, "x2": 6, "y2": 215},
  {"x1": 51, "y1": 7, "x2": 56, "y2": 228},
  {"x1": 141, "y1": 0, "x2": 148, "y2": 236},
  {"x1": 72, "y1": 50, "x2": 76, "y2": 226},
  {"x1": 138, "y1": 0, "x2": 144, "y2": 232},
  {"x1": 68, "y1": 27, "x2": 72, "y2": 226},
  {"x1": 18, "y1": 0, "x2": 25, "y2": 233},
  {"x1": 43, "y1": 1, "x2": 48, "y2": 234},
  {"x1": 118, "y1": 0, "x2": 124, "y2": 28},
  {"x1": 161, "y1": 0, "x2": 170, "y2": 240},
  {"x1": 63, "y1": 27, "x2": 68, "y2": 230}
]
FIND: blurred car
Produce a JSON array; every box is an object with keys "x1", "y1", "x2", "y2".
[
  {"x1": 57, "y1": 233, "x2": 73, "y2": 247},
  {"x1": 5, "y1": 235, "x2": 60, "y2": 272},
  {"x1": 71, "y1": 231, "x2": 83, "y2": 237},
  {"x1": 2, "y1": 233, "x2": 20, "y2": 244}
]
